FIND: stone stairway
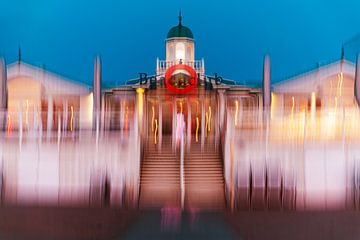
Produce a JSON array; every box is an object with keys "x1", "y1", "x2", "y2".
[
  {"x1": 139, "y1": 136, "x2": 180, "y2": 209},
  {"x1": 184, "y1": 140, "x2": 226, "y2": 210}
]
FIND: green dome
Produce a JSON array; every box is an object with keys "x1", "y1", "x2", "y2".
[
  {"x1": 167, "y1": 24, "x2": 194, "y2": 39},
  {"x1": 167, "y1": 12, "x2": 194, "y2": 39}
]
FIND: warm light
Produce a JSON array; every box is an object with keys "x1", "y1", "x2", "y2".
[
  {"x1": 137, "y1": 88, "x2": 144, "y2": 122},
  {"x1": 270, "y1": 93, "x2": 276, "y2": 119},
  {"x1": 7, "y1": 114, "x2": 11, "y2": 137},
  {"x1": 235, "y1": 100, "x2": 239, "y2": 126},
  {"x1": 337, "y1": 72, "x2": 343, "y2": 97},
  {"x1": 125, "y1": 106, "x2": 129, "y2": 131},
  {"x1": 291, "y1": 96, "x2": 295, "y2": 119},
  {"x1": 70, "y1": 106, "x2": 74, "y2": 132},
  {"x1": 154, "y1": 119, "x2": 158, "y2": 145},
  {"x1": 310, "y1": 92, "x2": 316, "y2": 121},
  {"x1": 175, "y1": 42, "x2": 185, "y2": 61}
]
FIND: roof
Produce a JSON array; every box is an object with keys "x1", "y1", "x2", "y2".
[
  {"x1": 167, "y1": 25, "x2": 194, "y2": 39},
  {"x1": 167, "y1": 12, "x2": 194, "y2": 39},
  {"x1": 7, "y1": 61, "x2": 91, "y2": 96},
  {"x1": 273, "y1": 59, "x2": 356, "y2": 94}
]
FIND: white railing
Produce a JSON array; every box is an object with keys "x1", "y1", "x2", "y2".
[{"x1": 157, "y1": 60, "x2": 204, "y2": 75}]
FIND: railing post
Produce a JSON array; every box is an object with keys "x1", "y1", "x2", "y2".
[{"x1": 180, "y1": 129, "x2": 185, "y2": 210}]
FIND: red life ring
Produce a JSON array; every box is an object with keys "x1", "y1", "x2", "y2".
[{"x1": 165, "y1": 64, "x2": 197, "y2": 94}]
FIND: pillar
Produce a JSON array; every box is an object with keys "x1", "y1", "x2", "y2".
[
  {"x1": 0, "y1": 58, "x2": 7, "y2": 129},
  {"x1": 263, "y1": 54, "x2": 271, "y2": 110},
  {"x1": 93, "y1": 56, "x2": 102, "y2": 130},
  {"x1": 355, "y1": 53, "x2": 360, "y2": 106}
]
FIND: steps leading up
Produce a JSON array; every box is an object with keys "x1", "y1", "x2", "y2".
[
  {"x1": 139, "y1": 135, "x2": 225, "y2": 210},
  {"x1": 184, "y1": 140, "x2": 226, "y2": 210},
  {"x1": 139, "y1": 137, "x2": 180, "y2": 209}
]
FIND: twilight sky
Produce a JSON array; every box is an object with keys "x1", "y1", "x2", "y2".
[{"x1": 0, "y1": 0, "x2": 359, "y2": 87}]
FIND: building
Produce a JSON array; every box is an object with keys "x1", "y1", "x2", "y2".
[{"x1": 0, "y1": 14, "x2": 360, "y2": 210}]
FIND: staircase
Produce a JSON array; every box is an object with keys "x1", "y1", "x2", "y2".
[
  {"x1": 139, "y1": 136, "x2": 180, "y2": 208},
  {"x1": 184, "y1": 139, "x2": 226, "y2": 210},
  {"x1": 139, "y1": 135, "x2": 225, "y2": 210}
]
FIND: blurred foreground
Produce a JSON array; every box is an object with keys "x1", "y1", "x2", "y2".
[{"x1": 1, "y1": 206, "x2": 360, "y2": 240}]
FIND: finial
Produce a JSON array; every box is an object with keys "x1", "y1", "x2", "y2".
[
  {"x1": 341, "y1": 45, "x2": 345, "y2": 60},
  {"x1": 18, "y1": 46, "x2": 22, "y2": 63},
  {"x1": 178, "y1": 10, "x2": 182, "y2": 26}
]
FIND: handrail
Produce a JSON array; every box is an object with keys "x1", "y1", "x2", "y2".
[{"x1": 180, "y1": 128, "x2": 185, "y2": 210}]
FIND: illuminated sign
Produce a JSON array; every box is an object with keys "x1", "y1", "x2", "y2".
[{"x1": 165, "y1": 64, "x2": 197, "y2": 94}]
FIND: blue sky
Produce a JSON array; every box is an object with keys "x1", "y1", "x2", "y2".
[{"x1": 0, "y1": 0, "x2": 359, "y2": 86}]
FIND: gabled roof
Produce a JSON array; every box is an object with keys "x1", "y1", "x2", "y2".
[
  {"x1": 7, "y1": 61, "x2": 91, "y2": 96},
  {"x1": 273, "y1": 60, "x2": 355, "y2": 94}
]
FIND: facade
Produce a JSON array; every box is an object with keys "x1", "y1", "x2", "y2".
[{"x1": 0, "y1": 15, "x2": 360, "y2": 210}]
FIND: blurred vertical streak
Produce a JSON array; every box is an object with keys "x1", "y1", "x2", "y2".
[
  {"x1": 0, "y1": 58, "x2": 8, "y2": 130},
  {"x1": 230, "y1": 140, "x2": 234, "y2": 211},
  {"x1": 262, "y1": 55, "x2": 271, "y2": 110},
  {"x1": 93, "y1": 56, "x2": 102, "y2": 130},
  {"x1": 354, "y1": 53, "x2": 360, "y2": 106}
]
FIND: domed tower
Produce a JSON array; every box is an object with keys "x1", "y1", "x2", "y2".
[
  {"x1": 156, "y1": 12, "x2": 204, "y2": 78},
  {"x1": 166, "y1": 12, "x2": 194, "y2": 64}
]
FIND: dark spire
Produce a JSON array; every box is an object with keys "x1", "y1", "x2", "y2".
[
  {"x1": 178, "y1": 10, "x2": 182, "y2": 26},
  {"x1": 18, "y1": 46, "x2": 21, "y2": 63}
]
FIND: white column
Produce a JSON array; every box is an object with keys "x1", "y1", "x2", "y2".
[
  {"x1": 47, "y1": 96, "x2": 53, "y2": 139},
  {"x1": 218, "y1": 90, "x2": 226, "y2": 133}
]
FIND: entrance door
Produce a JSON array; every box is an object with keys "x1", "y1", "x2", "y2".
[{"x1": 146, "y1": 98, "x2": 174, "y2": 148}]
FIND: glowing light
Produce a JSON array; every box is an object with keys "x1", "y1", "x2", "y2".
[
  {"x1": 180, "y1": 101, "x2": 183, "y2": 114},
  {"x1": 310, "y1": 92, "x2": 316, "y2": 121},
  {"x1": 154, "y1": 119, "x2": 158, "y2": 145},
  {"x1": 70, "y1": 106, "x2": 74, "y2": 132},
  {"x1": 175, "y1": 42, "x2": 185, "y2": 61},
  {"x1": 136, "y1": 88, "x2": 144, "y2": 122},
  {"x1": 196, "y1": 117, "x2": 199, "y2": 142},
  {"x1": 291, "y1": 96, "x2": 295, "y2": 119},
  {"x1": 337, "y1": 72, "x2": 343, "y2": 97},
  {"x1": 235, "y1": 100, "x2": 239, "y2": 126},
  {"x1": 7, "y1": 114, "x2": 11, "y2": 137},
  {"x1": 270, "y1": 93, "x2": 276, "y2": 119},
  {"x1": 165, "y1": 64, "x2": 197, "y2": 94}
]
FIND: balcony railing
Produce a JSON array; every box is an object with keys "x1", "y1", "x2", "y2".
[{"x1": 157, "y1": 60, "x2": 204, "y2": 75}]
